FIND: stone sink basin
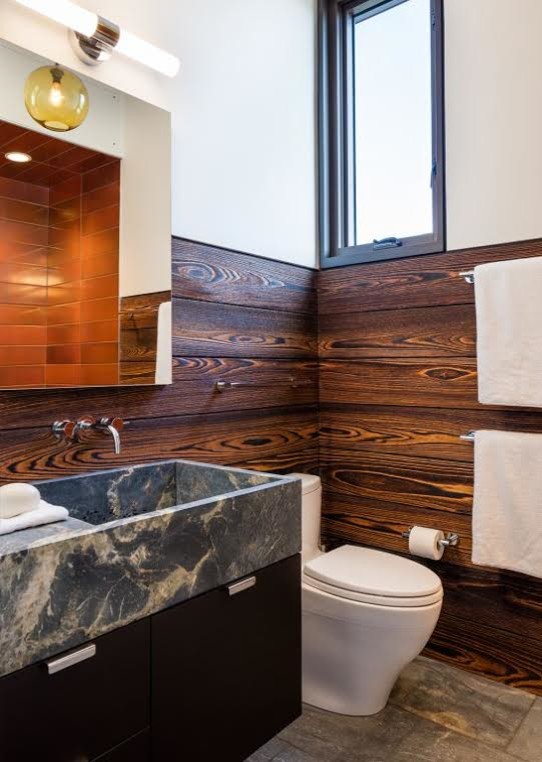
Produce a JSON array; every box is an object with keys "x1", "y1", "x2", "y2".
[{"x1": 0, "y1": 460, "x2": 301, "y2": 678}]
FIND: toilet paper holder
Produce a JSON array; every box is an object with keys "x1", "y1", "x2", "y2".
[{"x1": 401, "y1": 528, "x2": 460, "y2": 548}]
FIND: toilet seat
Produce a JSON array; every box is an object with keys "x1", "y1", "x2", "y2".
[{"x1": 303, "y1": 545, "x2": 443, "y2": 608}]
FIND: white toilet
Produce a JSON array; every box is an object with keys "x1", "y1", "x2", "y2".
[{"x1": 294, "y1": 473, "x2": 443, "y2": 717}]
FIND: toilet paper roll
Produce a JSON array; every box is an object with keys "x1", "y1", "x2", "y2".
[
  {"x1": 0, "y1": 483, "x2": 41, "y2": 520},
  {"x1": 408, "y1": 526, "x2": 445, "y2": 561}
]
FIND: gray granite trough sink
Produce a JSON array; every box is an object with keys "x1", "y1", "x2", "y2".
[{"x1": 0, "y1": 460, "x2": 301, "y2": 678}]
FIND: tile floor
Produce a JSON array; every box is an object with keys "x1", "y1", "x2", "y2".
[{"x1": 247, "y1": 657, "x2": 542, "y2": 762}]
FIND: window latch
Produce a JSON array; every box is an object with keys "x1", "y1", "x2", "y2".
[{"x1": 372, "y1": 237, "x2": 403, "y2": 250}]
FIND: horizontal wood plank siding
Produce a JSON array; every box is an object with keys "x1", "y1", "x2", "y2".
[
  {"x1": 0, "y1": 239, "x2": 318, "y2": 484},
  {"x1": 318, "y1": 239, "x2": 542, "y2": 695}
]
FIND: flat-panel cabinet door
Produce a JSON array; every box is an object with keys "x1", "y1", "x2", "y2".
[
  {"x1": 0, "y1": 619, "x2": 150, "y2": 762},
  {"x1": 152, "y1": 555, "x2": 301, "y2": 762},
  {"x1": 94, "y1": 729, "x2": 150, "y2": 761}
]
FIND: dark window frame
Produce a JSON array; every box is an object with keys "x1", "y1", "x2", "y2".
[{"x1": 319, "y1": 0, "x2": 445, "y2": 268}]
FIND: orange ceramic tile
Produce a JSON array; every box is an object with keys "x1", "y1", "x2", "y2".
[
  {"x1": 82, "y1": 205, "x2": 119, "y2": 236},
  {"x1": 80, "y1": 319, "x2": 118, "y2": 343},
  {"x1": 46, "y1": 145, "x2": 95, "y2": 171},
  {"x1": 0, "y1": 220, "x2": 49, "y2": 247},
  {"x1": 82, "y1": 182, "x2": 120, "y2": 214},
  {"x1": 71, "y1": 152, "x2": 118, "y2": 175},
  {"x1": 0, "y1": 122, "x2": 26, "y2": 147},
  {"x1": 0, "y1": 263, "x2": 47, "y2": 287},
  {"x1": 0, "y1": 282, "x2": 47, "y2": 306},
  {"x1": 0, "y1": 198, "x2": 49, "y2": 226},
  {"x1": 49, "y1": 199, "x2": 80, "y2": 227},
  {"x1": 47, "y1": 323, "x2": 80, "y2": 344},
  {"x1": 0, "y1": 325, "x2": 46, "y2": 345},
  {"x1": 82, "y1": 252, "x2": 119, "y2": 279},
  {"x1": 81, "y1": 228, "x2": 119, "y2": 259},
  {"x1": 47, "y1": 302, "x2": 81, "y2": 325},
  {"x1": 47, "y1": 248, "x2": 81, "y2": 268},
  {"x1": 9, "y1": 246, "x2": 50, "y2": 268},
  {"x1": 79, "y1": 363, "x2": 118, "y2": 386},
  {"x1": 0, "y1": 304, "x2": 46, "y2": 325},
  {"x1": 0, "y1": 240, "x2": 44, "y2": 264},
  {"x1": 0, "y1": 346, "x2": 46, "y2": 365},
  {"x1": 47, "y1": 344, "x2": 81, "y2": 364},
  {"x1": 1, "y1": 129, "x2": 51, "y2": 158},
  {"x1": 82, "y1": 161, "x2": 120, "y2": 194},
  {"x1": 81, "y1": 296, "x2": 119, "y2": 322},
  {"x1": 45, "y1": 364, "x2": 80, "y2": 386},
  {"x1": 29, "y1": 138, "x2": 76, "y2": 167},
  {"x1": 81, "y1": 274, "x2": 118, "y2": 301},
  {"x1": 0, "y1": 365, "x2": 45, "y2": 387},
  {"x1": 49, "y1": 219, "x2": 80, "y2": 253},
  {"x1": 50, "y1": 174, "x2": 81, "y2": 206},
  {"x1": 48, "y1": 282, "x2": 81, "y2": 307},
  {"x1": 81, "y1": 342, "x2": 118, "y2": 364},
  {"x1": 0, "y1": 176, "x2": 49, "y2": 205},
  {"x1": 48, "y1": 260, "x2": 81, "y2": 286}
]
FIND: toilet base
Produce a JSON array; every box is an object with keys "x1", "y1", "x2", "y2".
[{"x1": 302, "y1": 585, "x2": 442, "y2": 716}]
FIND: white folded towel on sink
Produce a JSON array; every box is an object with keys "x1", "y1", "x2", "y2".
[{"x1": 0, "y1": 501, "x2": 69, "y2": 537}]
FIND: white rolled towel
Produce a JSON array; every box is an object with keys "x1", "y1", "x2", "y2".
[
  {"x1": 0, "y1": 483, "x2": 41, "y2": 519},
  {"x1": 0, "y1": 501, "x2": 69, "y2": 537}
]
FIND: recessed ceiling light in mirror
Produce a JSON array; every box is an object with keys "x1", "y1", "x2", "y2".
[{"x1": 4, "y1": 151, "x2": 32, "y2": 163}]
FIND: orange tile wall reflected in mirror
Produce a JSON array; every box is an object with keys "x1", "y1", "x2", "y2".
[{"x1": 0, "y1": 120, "x2": 120, "y2": 388}]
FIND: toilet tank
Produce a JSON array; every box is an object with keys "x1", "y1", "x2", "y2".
[{"x1": 290, "y1": 473, "x2": 322, "y2": 563}]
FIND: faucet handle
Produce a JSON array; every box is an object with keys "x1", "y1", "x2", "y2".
[
  {"x1": 98, "y1": 417, "x2": 124, "y2": 432},
  {"x1": 52, "y1": 420, "x2": 77, "y2": 441},
  {"x1": 76, "y1": 415, "x2": 97, "y2": 431}
]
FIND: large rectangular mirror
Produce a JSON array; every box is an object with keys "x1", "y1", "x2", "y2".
[{"x1": 0, "y1": 40, "x2": 172, "y2": 389}]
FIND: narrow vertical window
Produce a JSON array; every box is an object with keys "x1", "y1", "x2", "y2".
[{"x1": 320, "y1": 0, "x2": 444, "y2": 267}]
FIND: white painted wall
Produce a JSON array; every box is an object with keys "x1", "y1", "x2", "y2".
[
  {"x1": 120, "y1": 97, "x2": 171, "y2": 296},
  {"x1": 1, "y1": 0, "x2": 318, "y2": 268},
  {"x1": 445, "y1": 0, "x2": 542, "y2": 252}
]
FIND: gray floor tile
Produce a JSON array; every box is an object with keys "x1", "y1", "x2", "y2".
[
  {"x1": 279, "y1": 703, "x2": 422, "y2": 761},
  {"x1": 393, "y1": 718, "x2": 523, "y2": 762},
  {"x1": 245, "y1": 736, "x2": 290, "y2": 761},
  {"x1": 390, "y1": 656, "x2": 535, "y2": 747},
  {"x1": 507, "y1": 698, "x2": 542, "y2": 762},
  {"x1": 273, "y1": 741, "x2": 320, "y2": 762}
]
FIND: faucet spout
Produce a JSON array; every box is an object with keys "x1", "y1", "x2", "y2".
[
  {"x1": 106, "y1": 423, "x2": 121, "y2": 455},
  {"x1": 96, "y1": 417, "x2": 125, "y2": 455}
]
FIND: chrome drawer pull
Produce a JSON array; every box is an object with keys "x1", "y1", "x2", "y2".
[
  {"x1": 228, "y1": 576, "x2": 257, "y2": 596},
  {"x1": 46, "y1": 644, "x2": 96, "y2": 675}
]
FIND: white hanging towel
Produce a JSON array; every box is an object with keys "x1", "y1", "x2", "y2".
[
  {"x1": 474, "y1": 256, "x2": 542, "y2": 407},
  {"x1": 473, "y1": 430, "x2": 542, "y2": 577}
]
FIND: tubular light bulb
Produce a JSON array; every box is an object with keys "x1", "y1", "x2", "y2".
[
  {"x1": 14, "y1": 0, "x2": 98, "y2": 38},
  {"x1": 116, "y1": 30, "x2": 180, "y2": 77}
]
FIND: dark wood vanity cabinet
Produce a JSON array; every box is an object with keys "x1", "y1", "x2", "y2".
[
  {"x1": 0, "y1": 618, "x2": 150, "y2": 762},
  {"x1": 151, "y1": 554, "x2": 302, "y2": 762},
  {"x1": 0, "y1": 555, "x2": 301, "y2": 762}
]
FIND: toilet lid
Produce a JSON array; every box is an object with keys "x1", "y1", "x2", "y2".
[{"x1": 304, "y1": 545, "x2": 442, "y2": 601}]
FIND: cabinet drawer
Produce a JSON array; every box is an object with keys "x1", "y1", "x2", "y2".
[
  {"x1": 152, "y1": 555, "x2": 302, "y2": 762},
  {"x1": 0, "y1": 618, "x2": 150, "y2": 762}
]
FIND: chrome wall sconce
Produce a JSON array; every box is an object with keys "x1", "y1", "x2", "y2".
[{"x1": 14, "y1": 0, "x2": 180, "y2": 77}]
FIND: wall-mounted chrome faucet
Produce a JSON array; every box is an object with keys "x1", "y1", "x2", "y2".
[{"x1": 51, "y1": 416, "x2": 125, "y2": 454}]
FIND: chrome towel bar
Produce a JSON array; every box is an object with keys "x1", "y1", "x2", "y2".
[
  {"x1": 459, "y1": 270, "x2": 475, "y2": 284},
  {"x1": 215, "y1": 378, "x2": 314, "y2": 393},
  {"x1": 460, "y1": 431, "x2": 476, "y2": 442}
]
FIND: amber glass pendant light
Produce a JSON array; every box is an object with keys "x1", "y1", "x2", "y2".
[{"x1": 24, "y1": 65, "x2": 89, "y2": 132}]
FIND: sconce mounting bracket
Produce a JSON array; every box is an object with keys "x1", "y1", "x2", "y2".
[{"x1": 69, "y1": 15, "x2": 120, "y2": 66}]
